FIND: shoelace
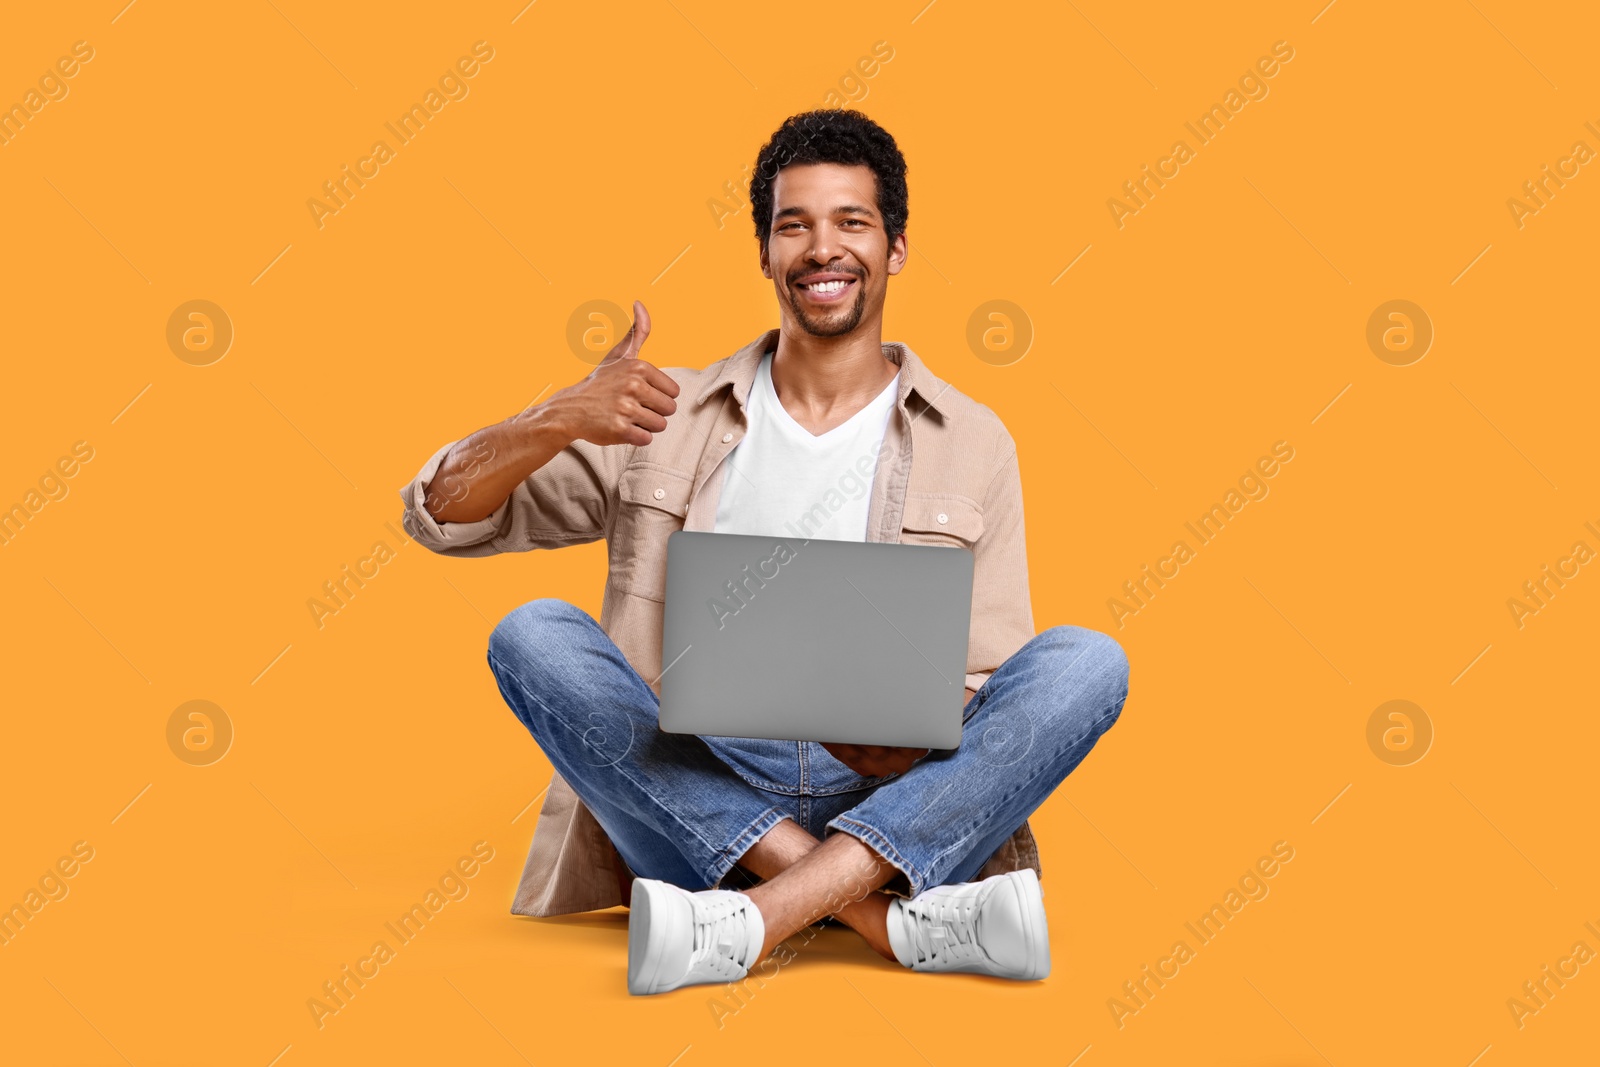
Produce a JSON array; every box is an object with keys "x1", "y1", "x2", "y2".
[
  {"x1": 901, "y1": 888, "x2": 986, "y2": 966},
  {"x1": 689, "y1": 897, "x2": 753, "y2": 980}
]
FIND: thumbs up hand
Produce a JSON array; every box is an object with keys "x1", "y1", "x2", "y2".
[{"x1": 545, "y1": 301, "x2": 681, "y2": 448}]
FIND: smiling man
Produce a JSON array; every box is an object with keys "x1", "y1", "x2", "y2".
[{"x1": 399, "y1": 110, "x2": 1129, "y2": 995}]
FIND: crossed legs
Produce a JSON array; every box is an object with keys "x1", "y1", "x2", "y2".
[
  {"x1": 489, "y1": 598, "x2": 1129, "y2": 975},
  {"x1": 736, "y1": 819, "x2": 897, "y2": 960}
]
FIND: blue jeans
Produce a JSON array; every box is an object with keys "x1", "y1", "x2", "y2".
[{"x1": 487, "y1": 599, "x2": 1128, "y2": 898}]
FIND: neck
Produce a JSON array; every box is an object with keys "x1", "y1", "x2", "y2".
[{"x1": 769, "y1": 321, "x2": 898, "y2": 423}]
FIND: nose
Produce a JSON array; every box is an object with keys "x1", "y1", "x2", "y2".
[{"x1": 805, "y1": 221, "x2": 840, "y2": 267}]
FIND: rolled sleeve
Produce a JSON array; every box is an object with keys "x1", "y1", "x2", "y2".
[
  {"x1": 400, "y1": 441, "x2": 514, "y2": 556},
  {"x1": 397, "y1": 435, "x2": 622, "y2": 558}
]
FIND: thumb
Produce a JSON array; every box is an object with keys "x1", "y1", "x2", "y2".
[
  {"x1": 599, "y1": 301, "x2": 650, "y2": 366},
  {"x1": 620, "y1": 300, "x2": 651, "y2": 359}
]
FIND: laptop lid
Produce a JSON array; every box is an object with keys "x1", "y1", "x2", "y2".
[{"x1": 659, "y1": 530, "x2": 974, "y2": 748}]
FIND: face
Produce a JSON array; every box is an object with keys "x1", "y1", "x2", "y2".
[{"x1": 760, "y1": 163, "x2": 906, "y2": 338}]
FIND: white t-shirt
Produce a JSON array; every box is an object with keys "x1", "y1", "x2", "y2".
[{"x1": 713, "y1": 352, "x2": 900, "y2": 542}]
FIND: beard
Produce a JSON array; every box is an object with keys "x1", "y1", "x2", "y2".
[{"x1": 786, "y1": 273, "x2": 867, "y2": 338}]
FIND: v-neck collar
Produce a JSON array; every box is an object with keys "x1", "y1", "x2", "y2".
[
  {"x1": 753, "y1": 351, "x2": 900, "y2": 444},
  {"x1": 694, "y1": 328, "x2": 954, "y2": 422}
]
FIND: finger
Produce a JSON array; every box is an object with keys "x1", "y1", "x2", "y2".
[
  {"x1": 600, "y1": 301, "x2": 650, "y2": 364},
  {"x1": 629, "y1": 406, "x2": 668, "y2": 434},
  {"x1": 600, "y1": 326, "x2": 635, "y2": 365},
  {"x1": 887, "y1": 750, "x2": 925, "y2": 774},
  {"x1": 634, "y1": 386, "x2": 677, "y2": 419},
  {"x1": 638, "y1": 360, "x2": 681, "y2": 399}
]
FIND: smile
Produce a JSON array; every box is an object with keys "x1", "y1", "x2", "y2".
[{"x1": 794, "y1": 277, "x2": 856, "y2": 303}]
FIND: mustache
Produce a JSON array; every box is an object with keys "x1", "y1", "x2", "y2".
[{"x1": 789, "y1": 267, "x2": 863, "y2": 285}]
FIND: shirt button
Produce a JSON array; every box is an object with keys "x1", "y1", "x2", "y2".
[
  {"x1": 937, "y1": 512, "x2": 949, "y2": 524},
  {"x1": 721, "y1": 432, "x2": 733, "y2": 443},
  {"x1": 653, "y1": 488, "x2": 665, "y2": 500}
]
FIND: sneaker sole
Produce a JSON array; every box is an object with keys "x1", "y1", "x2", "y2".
[
  {"x1": 627, "y1": 879, "x2": 686, "y2": 995},
  {"x1": 1011, "y1": 868, "x2": 1051, "y2": 981}
]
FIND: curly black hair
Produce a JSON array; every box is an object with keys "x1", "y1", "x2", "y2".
[{"x1": 749, "y1": 109, "x2": 909, "y2": 252}]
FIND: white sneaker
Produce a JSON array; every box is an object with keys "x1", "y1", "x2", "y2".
[
  {"x1": 886, "y1": 868, "x2": 1050, "y2": 980},
  {"x1": 627, "y1": 878, "x2": 765, "y2": 995}
]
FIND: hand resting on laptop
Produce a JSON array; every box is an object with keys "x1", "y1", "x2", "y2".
[{"x1": 821, "y1": 686, "x2": 978, "y2": 775}]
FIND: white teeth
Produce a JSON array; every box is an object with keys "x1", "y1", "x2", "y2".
[{"x1": 803, "y1": 280, "x2": 849, "y2": 293}]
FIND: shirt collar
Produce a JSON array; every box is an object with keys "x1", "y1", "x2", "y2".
[{"x1": 694, "y1": 328, "x2": 953, "y2": 420}]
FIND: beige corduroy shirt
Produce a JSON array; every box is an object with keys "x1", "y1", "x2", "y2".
[{"x1": 399, "y1": 329, "x2": 1040, "y2": 916}]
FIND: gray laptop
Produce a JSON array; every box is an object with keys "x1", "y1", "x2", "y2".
[{"x1": 659, "y1": 530, "x2": 974, "y2": 748}]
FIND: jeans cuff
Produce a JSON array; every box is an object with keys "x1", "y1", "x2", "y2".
[
  {"x1": 706, "y1": 808, "x2": 791, "y2": 891},
  {"x1": 825, "y1": 815, "x2": 925, "y2": 899}
]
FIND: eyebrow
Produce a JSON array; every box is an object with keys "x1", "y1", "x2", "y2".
[{"x1": 773, "y1": 203, "x2": 878, "y2": 222}]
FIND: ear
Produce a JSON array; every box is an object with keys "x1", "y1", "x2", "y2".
[
  {"x1": 759, "y1": 241, "x2": 771, "y2": 280},
  {"x1": 886, "y1": 230, "x2": 908, "y2": 277}
]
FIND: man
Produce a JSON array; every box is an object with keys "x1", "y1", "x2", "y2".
[{"x1": 399, "y1": 110, "x2": 1129, "y2": 995}]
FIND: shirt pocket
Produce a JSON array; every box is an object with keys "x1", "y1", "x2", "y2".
[
  {"x1": 611, "y1": 464, "x2": 694, "y2": 602},
  {"x1": 898, "y1": 493, "x2": 984, "y2": 549}
]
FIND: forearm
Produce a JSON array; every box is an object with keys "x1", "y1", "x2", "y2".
[
  {"x1": 421, "y1": 304, "x2": 676, "y2": 525},
  {"x1": 423, "y1": 403, "x2": 573, "y2": 524}
]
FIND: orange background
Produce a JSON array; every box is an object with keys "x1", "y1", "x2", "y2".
[{"x1": 2, "y1": 1, "x2": 1596, "y2": 1064}]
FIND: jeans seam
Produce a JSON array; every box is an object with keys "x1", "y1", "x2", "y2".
[
  {"x1": 938, "y1": 715, "x2": 1112, "y2": 885},
  {"x1": 962, "y1": 683, "x2": 991, "y2": 725},
  {"x1": 839, "y1": 696, "x2": 1123, "y2": 892},
  {"x1": 723, "y1": 767, "x2": 803, "y2": 795},
  {"x1": 808, "y1": 742, "x2": 897, "y2": 794},
  {"x1": 1095, "y1": 690, "x2": 1128, "y2": 733},
  {"x1": 924, "y1": 827, "x2": 981, "y2": 876},
  {"x1": 804, "y1": 780, "x2": 894, "y2": 797},
  {"x1": 489, "y1": 648, "x2": 766, "y2": 877}
]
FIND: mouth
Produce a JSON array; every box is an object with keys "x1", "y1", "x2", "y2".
[{"x1": 793, "y1": 275, "x2": 858, "y2": 304}]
